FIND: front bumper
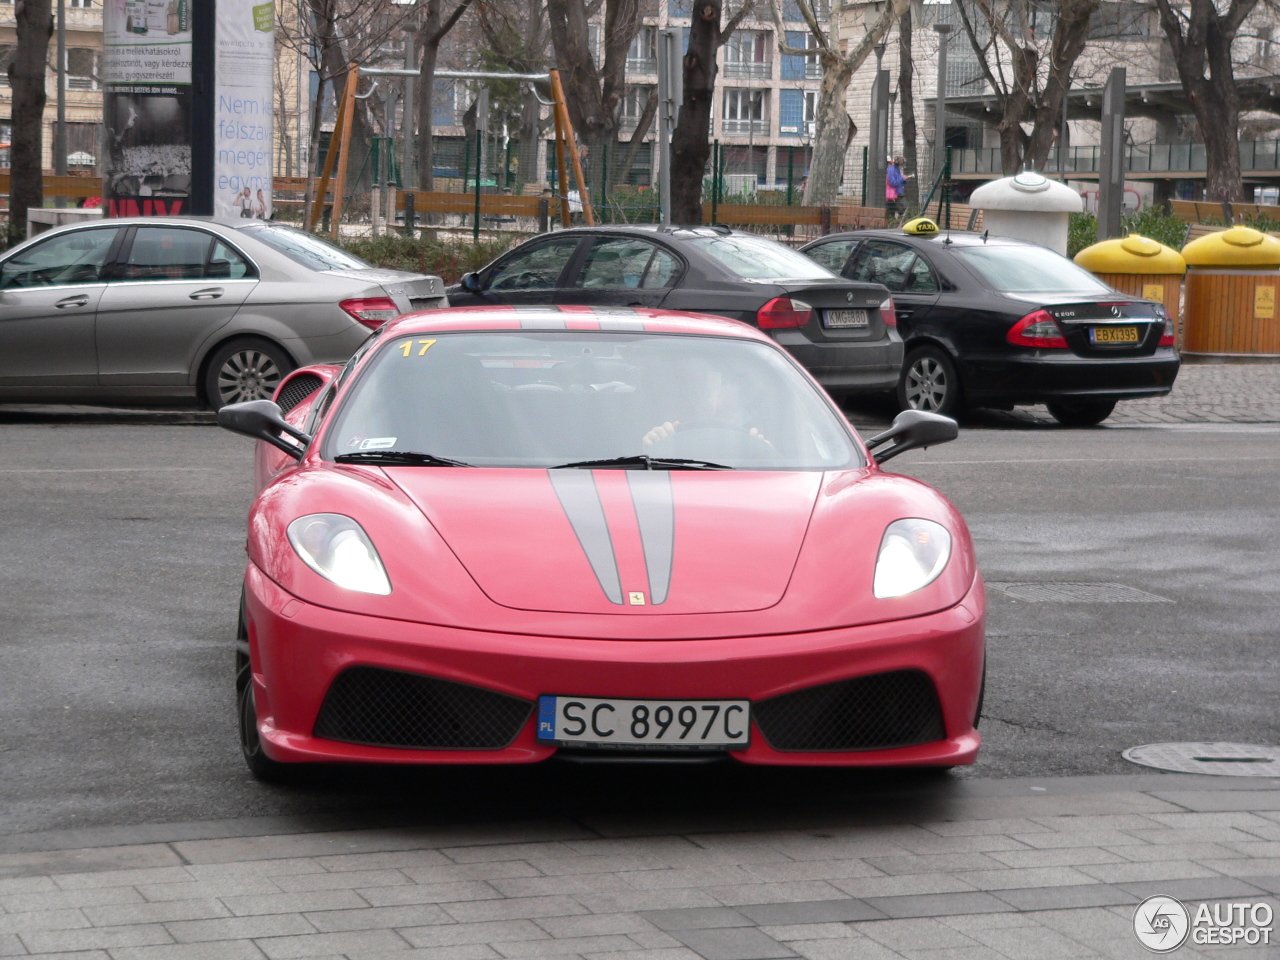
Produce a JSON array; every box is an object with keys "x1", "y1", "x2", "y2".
[
  {"x1": 961, "y1": 352, "x2": 1180, "y2": 404},
  {"x1": 243, "y1": 563, "x2": 984, "y2": 767}
]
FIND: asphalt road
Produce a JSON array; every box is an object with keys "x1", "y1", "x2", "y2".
[{"x1": 2, "y1": 421, "x2": 1277, "y2": 837}]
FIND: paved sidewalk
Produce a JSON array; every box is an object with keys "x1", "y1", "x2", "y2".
[{"x1": 1, "y1": 774, "x2": 1277, "y2": 960}]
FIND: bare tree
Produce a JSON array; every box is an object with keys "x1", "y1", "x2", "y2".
[
  {"x1": 415, "y1": 0, "x2": 476, "y2": 190},
  {"x1": 8, "y1": 0, "x2": 52, "y2": 244},
  {"x1": 669, "y1": 0, "x2": 755, "y2": 224},
  {"x1": 954, "y1": 0, "x2": 1099, "y2": 175},
  {"x1": 770, "y1": 0, "x2": 910, "y2": 206},
  {"x1": 1154, "y1": 0, "x2": 1260, "y2": 201},
  {"x1": 477, "y1": 0, "x2": 552, "y2": 191},
  {"x1": 898, "y1": 6, "x2": 918, "y2": 207},
  {"x1": 545, "y1": 0, "x2": 645, "y2": 197}
]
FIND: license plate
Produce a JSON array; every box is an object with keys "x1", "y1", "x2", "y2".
[
  {"x1": 536, "y1": 696, "x2": 750, "y2": 750},
  {"x1": 1090, "y1": 325, "x2": 1139, "y2": 344},
  {"x1": 824, "y1": 309, "x2": 869, "y2": 329}
]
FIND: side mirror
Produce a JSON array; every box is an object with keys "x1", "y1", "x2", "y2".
[
  {"x1": 460, "y1": 271, "x2": 482, "y2": 294},
  {"x1": 865, "y1": 410, "x2": 957, "y2": 464},
  {"x1": 217, "y1": 399, "x2": 312, "y2": 460}
]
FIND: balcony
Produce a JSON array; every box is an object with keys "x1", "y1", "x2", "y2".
[
  {"x1": 948, "y1": 140, "x2": 1280, "y2": 177},
  {"x1": 626, "y1": 57, "x2": 657, "y2": 76},
  {"x1": 723, "y1": 60, "x2": 771, "y2": 80},
  {"x1": 721, "y1": 118, "x2": 769, "y2": 136}
]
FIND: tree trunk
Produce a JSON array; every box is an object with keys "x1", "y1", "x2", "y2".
[
  {"x1": 9, "y1": 0, "x2": 52, "y2": 244},
  {"x1": 802, "y1": 56, "x2": 852, "y2": 206},
  {"x1": 416, "y1": 29, "x2": 440, "y2": 191},
  {"x1": 670, "y1": 0, "x2": 720, "y2": 223},
  {"x1": 898, "y1": 9, "x2": 917, "y2": 207}
]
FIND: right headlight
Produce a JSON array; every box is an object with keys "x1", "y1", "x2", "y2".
[
  {"x1": 873, "y1": 518, "x2": 951, "y2": 599},
  {"x1": 287, "y1": 513, "x2": 391, "y2": 595}
]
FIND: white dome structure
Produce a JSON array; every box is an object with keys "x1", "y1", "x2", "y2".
[{"x1": 969, "y1": 169, "x2": 1084, "y2": 255}]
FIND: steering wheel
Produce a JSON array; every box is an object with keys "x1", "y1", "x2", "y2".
[{"x1": 646, "y1": 418, "x2": 780, "y2": 459}]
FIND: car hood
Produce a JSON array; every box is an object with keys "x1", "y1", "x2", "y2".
[{"x1": 387, "y1": 469, "x2": 822, "y2": 615}]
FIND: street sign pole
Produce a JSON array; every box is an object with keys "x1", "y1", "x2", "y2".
[{"x1": 657, "y1": 27, "x2": 681, "y2": 225}]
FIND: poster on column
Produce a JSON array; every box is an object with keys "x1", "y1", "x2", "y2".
[
  {"x1": 101, "y1": 0, "x2": 193, "y2": 215},
  {"x1": 214, "y1": 0, "x2": 274, "y2": 219}
]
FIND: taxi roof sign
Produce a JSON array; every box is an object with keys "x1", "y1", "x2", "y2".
[{"x1": 903, "y1": 217, "x2": 939, "y2": 236}]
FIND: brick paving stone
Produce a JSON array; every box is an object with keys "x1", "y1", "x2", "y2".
[
  {"x1": 490, "y1": 935, "x2": 642, "y2": 957},
  {"x1": 579, "y1": 949, "x2": 703, "y2": 960},
  {"x1": 787, "y1": 937, "x2": 904, "y2": 960},
  {"x1": 608, "y1": 932, "x2": 682, "y2": 951},
  {"x1": 398, "y1": 920, "x2": 551, "y2": 948},
  {"x1": 0, "y1": 935, "x2": 25, "y2": 957},
  {"x1": 985, "y1": 848, "x2": 1128, "y2": 869},
  {"x1": 20, "y1": 923, "x2": 176, "y2": 953},
  {"x1": 860, "y1": 892, "x2": 1011, "y2": 920},
  {"x1": 182, "y1": 864, "x2": 323, "y2": 883},
  {"x1": 253, "y1": 929, "x2": 412, "y2": 960},
  {"x1": 1075, "y1": 860, "x2": 1221, "y2": 884},
  {"x1": 0, "y1": 908, "x2": 93, "y2": 933},
  {"x1": 991, "y1": 884, "x2": 1136, "y2": 911},
  {"x1": 954, "y1": 867, "x2": 1099, "y2": 891},
  {"x1": 488, "y1": 876, "x2": 636, "y2": 900},
  {"x1": 1114, "y1": 877, "x2": 1271, "y2": 900},
  {"x1": 218, "y1": 891, "x2": 369, "y2": 918},
  {"x1": 14, "y1": 951, "x2": 110, "y2": 960},
  {"x1": 109, "y1": 942, "x2": 269, "y2": 960},
  {"x1": 963, "y1": 924, "x2": 1098, "y2": 959},
  {"x1": 165, "y1": 915, "x2": 317, "y2": 944},
  {"x1": 850, "y1": 917, "x2": 981, "y2": 951},
  {"x1": 83, "y1": 901, "x2": 231, "y2": 927},
  {"x1": 755, "y1": 925, "x2": 857, "y2": 942},
  {"x1": 137, "y1": 881, "x2": 283, "y2": 903},
  {"x1": 442, "y1": 897, "x2": 591, "y2": 924},
  {"x1": 738, "y1": 902, "x2": 885, "y2": 926},
  {"x1": 271, "y1": 872, "x2": 411, "y2": 895},
  {"x1": 2, "y1": 888, "x2": 146, "y2": 913},
  {"x1": 637, "y1": 908, "x2": 752, "y2": 932},
  {"x1": 301, "y1": 905, "x2": 451, "y2": 933},
  {"x1": 358, "y1": 881, "x2": 505, "y2": 907},
  {"x1": 0, "y1": 878, "x2": 58, "y2": 897},
  {"x1": 399, "y1": 863, "x2": 542, "y2": 884},
  {"x1": 1103, "y1": 843, "x2": 1240, "y2": 863},
  {"x1": 53, "y1": 869, "x2": 195, "y2": 891},
  {"x1": 348, "y1": 948, "x2": 500, "y2": 960},
  {"x1": 310, "y1": 852, "x2": 451, "y2": 873},
  {"x1": 532, "y1": 916, "x2": 662, "y2": 939},
  {"x1": 666, "y1": 927, "x2": 796, "y2": 960},
  {"x1": 572, "y1": 891, "x2": 724, "y2": 914},
  {"x1": 1194, "y1": 857, "x2": 1280, "y2": 878},
  {"x1": 830, "y1": 875, "x2": 978, "y2": 900},
  {"x1": 707, "y1": 882, "x2": 851, "y2": 908},
  {"x1": 739, "y1": 862, "x2": 886, "y2": 885}
]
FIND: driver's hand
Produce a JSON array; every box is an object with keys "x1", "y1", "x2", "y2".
[
  {"x1": 642, "y1": 421, "x2": 679, "y2": 447},
  {"x1": 748, "y1": 427, "x2": 775, "y2": 448}
]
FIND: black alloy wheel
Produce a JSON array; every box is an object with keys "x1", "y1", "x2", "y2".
[
  {"x1": 235, "y1": 597, "x2": 293, "y2": 782},
  {"x1": 897, "y1": 345, "x2": 963, "y2": 417},
  {"x1": 1046, "y1": 399, "x2": 1117, "y2": 427},
  {"x1": 205, "y1": 337, "x2": 294, "y2": 409}
]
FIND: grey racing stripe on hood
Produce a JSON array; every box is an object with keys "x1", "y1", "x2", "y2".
[
  {"x1": 548, "y1": 470, "x2": 623, "y2": 604},
  {"x1": 627, "y1": 471, "x2": 674, "y2": 604}
]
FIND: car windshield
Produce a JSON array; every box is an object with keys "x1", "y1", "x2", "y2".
[
  {"x1": 958, "y1": 245, "x2": 1112, "y2": 295},
  {"x1": 240, "y1": 223, "x2": 371, "y2": 271},
  {"x1": 324, "y1": 331, "x2": 861, "y2": 470},
  {"x1": 687, "y1": 234, "x2": 838, "y2": 280}
]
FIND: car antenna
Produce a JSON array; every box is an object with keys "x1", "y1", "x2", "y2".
[{"x1": 982, "y1": 229, "x2": 989, "y2": 243}]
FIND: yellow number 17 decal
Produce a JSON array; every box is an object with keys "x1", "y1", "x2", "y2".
[{"x1": 399, "y1": 338, "x2": 437, "y2": 357}]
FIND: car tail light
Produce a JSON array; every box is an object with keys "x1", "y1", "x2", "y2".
[
  {"x1": 1159, "y1": 318, "x2": 1177, "y2": 347},
  {"x1": 1007, "y1": 309, "x2": 1068, "y2": 348},
  {"x1": 879, "y1": 297, "x2": 896, "y2": 327},
  {"x1": 340, "y1": 297, "x2": 400, "y2": 330},
  {"x1": 757, "y1": 297, "x2": 813, "y2": 329}
]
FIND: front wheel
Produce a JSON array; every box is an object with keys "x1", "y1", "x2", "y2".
[
  {"x1": 897, "y1": 346, "x2": 963, "y2": 417},
  {"x1": 204, "y1": 338, "x2": 294, "y2": 410},
  {"x1": 1046, "y1": 399, "x2": 1116, "y2": 427}
]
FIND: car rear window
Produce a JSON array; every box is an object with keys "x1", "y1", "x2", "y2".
[
  {"x1": 687, "y1": 234, "x2": 837, "y2": 280},
  {"x1": 958, "y1": 245, "x2": 1111, "y2": 295},
  {"x1": 324, "y1": 331, "x2": 861, "y2": 470},
  {"x1": 240, "y1": 223, "x2": 371, "y2": 271}
]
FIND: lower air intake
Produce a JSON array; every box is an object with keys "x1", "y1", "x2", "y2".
[
  {"x1": 314, "y1": 667, "x2": 533, "y2": 750},
  {"x1": 753, "y1": 670, "x2": 946, "y2": 752}
]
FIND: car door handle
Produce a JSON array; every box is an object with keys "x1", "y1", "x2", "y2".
[
  {"x1": 55, "y1": 295, "x2": 90, "y2": 309},
  {"x1": 189, "y1": 288, "x2": 224, "y2": 300}
]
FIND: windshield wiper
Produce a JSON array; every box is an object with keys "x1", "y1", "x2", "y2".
[
  {"x1": 334, "y1": 451, "x2": 472, "y2": 467},
  {"x1": 553, "y1": 455, "x2": 731, "y2": 470}
]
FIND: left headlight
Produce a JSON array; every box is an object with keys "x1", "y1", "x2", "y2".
[
  {"x1": 873, "y1": 518, "x2": 951, "y2": 599},
  {"x1": 287, "y1": 514, "x2": 391, "y2": 595}
]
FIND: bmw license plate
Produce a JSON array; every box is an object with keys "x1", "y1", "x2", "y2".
[
  {"x1": 1090, "y1": 325, "x2": 1139, "y2": 344},
  {"x1": 823, "y1": 309, "x2": 869, "y2": 329},
  {"x1": 536, "y1": 696, "x2": 750, "y2": 750}
]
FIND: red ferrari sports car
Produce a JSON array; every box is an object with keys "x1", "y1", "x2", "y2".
[{"x1": 219, "y1": 305, "x2": 984, "y2": 779}]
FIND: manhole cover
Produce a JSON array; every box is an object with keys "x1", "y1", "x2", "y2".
[
  {"x1": 1123, "y1": 742, "x2": 1280, "y2": 776},
  {"x1": 987, "y1": 582, "x2": 1172, "y2": 603}
]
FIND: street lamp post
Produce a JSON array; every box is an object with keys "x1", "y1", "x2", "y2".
[
  {"x1": 55, "y1": 0, "x2": 67, "y2": 205},
  {"x1": 932, "y1": 23, "x2": 952, "y2": 190}
]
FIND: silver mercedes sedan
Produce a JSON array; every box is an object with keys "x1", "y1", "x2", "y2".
[{"x1": 0, "y1": 217, "x2": 445, "y2": 408}]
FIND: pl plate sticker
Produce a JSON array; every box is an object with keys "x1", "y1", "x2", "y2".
[{"x1": 359, "y1": 438, "x2": 397, "y2": 450}]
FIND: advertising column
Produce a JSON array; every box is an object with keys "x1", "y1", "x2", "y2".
[
  {"x1": 101, "y1": 0, "x2": 193, "y2": 215},
  {"x1": 214, "y1": 0, "x2": 274, "y2": 219}
]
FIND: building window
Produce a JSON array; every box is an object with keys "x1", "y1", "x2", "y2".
[
  {"x1": 722, "y1": 88, "x2": 768, "y2": 136},
  {"x1": 620, "y1": 85, "x2": 655, "y2": 131},
  {"x1": 69, "y1": 0, "x2": 94, "y2": 8},
  {"x1": 0, "y1": 121, "x2": 9, "y2": 167},
  {"x1": 723, "y1": 30, "x2": 771, "y2": 79},
  {"x1": 781, "y1": 0, "x2": 829, "y2": 21},
  {"x1": 67, "y1": 49, "x2": 100, "y2": 90},
  {"x1": 778, "y1": 89, "x2": 815, "y2": 137},
  {"x1": 64, "y1": 121, "x2": 99, "y2": 166},
  {"x1": 780, "y1": 30, "x2": 820, "y2": 80},
  {"x1": 0, "y1": 46, "x2": 12, "y2": 86},
  {"x1": 432, "y1": 79, "x2": 456, "y2": 127},
  {"x1": 1087, "y1": 0, "x2": 1149, "y2": 39},
  {"x1": 668, "y1": 0, "x2": 693, "y2": 18},
  {"x1": 627, "y1": 26, "x2": 657, "y2": 75}
]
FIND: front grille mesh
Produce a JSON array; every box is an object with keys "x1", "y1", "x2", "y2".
[
  {"x1": 754, "y1": 670, "x2": 945, "y2": 752},
  {"x1": 274, "y1": 373, "x2": 324, "y2": 413},
  {"x1": 313, "y1": 667, "x2": 533, "y2": 750}
]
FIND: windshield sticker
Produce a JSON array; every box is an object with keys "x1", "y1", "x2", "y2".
[
  {"x1": 360, "y1": 437, "x2": 398, "y2": 450},
  {"x1": 399, "y1": 338, "x2": 437, "y2": 357}
]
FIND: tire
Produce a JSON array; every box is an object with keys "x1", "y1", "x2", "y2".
[
  {"x1": 1046, "y1": 399, "x2": 1116, "y2": 427},
  {"x1": 204, "y1": 337, "x2": 294, "y2": 410},
  {"x1": 897, "y1": 345, "x2": 963, "y2": 416},
  {"x1": 235, "y1": 597, "x2": 293, "y2": 783}
]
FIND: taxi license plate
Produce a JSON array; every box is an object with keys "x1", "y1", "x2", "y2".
[
  {"x1": 1090, "y1": 325, "x2": 1139, "y2": 344},
  {"x1": 536, "y1": 696, "x2": 750, "y2": 750},
  {"x1": 824, "y1": 309, "x2": 869, "y2": 328}
]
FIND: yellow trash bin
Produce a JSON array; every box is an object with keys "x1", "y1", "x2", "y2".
[
  {"x1": 1074, "y1": 234, "x2": 1186, "y2": 344},
  {"x1": 1181, "y1": 226, "x2": 1280, "y2": 357}
]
